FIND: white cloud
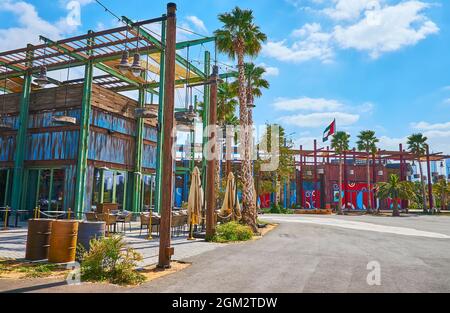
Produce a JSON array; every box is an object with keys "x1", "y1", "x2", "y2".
[
  {"x1": 0, "y1": 0, "x2": 92, "y2": 51},
  {"x1": 185, "y1": 16, "x2": 208, "y2": 34},
  {"x1": 264, "y1": 1, "x2": 438, "y2": 62},
  {"x1": 278, "y1": 111, "x2": 359, "y2": 128},
  {"x1": 324, "y1": 0, "x2": 381, "y2": 21},
  {"x1": 273, "y1": 97, "x2": 344, "y2": 111},
  {"x1": 333, "y1": 1, "x2": 439, "y2": 59},
  {"x1": 411, "y1": 121, "x2": 450, "y2": 131},
  {"x1": 258, "y1": 63, "x2": 280, "y2": 77},
  {"x1": 262, "y1": 23, "x2": 334, "y2": 63}
]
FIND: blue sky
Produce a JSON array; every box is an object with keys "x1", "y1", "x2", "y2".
[{"x1": 1, "y1": 0, "x2": 449, "y2": 154}]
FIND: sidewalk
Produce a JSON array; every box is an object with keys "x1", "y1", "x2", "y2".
[{"x1": 0, "y1": 222, "x2": 223, "y2": 267}]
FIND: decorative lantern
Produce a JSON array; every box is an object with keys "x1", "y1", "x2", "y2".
[
  {"x1": 130, "y1": 53, "x2": 144, "y2": 77},
  {"x1": 349, "y1": 169, "x2": 355, "y2": 175},
  {"x1": 118, "y1": 50, "x2": 131, "y2": 73},
  {"x1": 34, "y1": 66, "x2": 50, "y2": 87},
  {"x1": 317, "y1": 168, "x2": 325, "y2": 175},
  {"x1": 378, "y1": 170, "x2": 384, "y2": 176}
]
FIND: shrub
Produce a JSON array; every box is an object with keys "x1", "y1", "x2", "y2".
[
  {"x1": 80, "y1": 236, "x2": 145, "y2": 285},
  {"x1": 211, "y1": 222, "x2": 253, "y2": 243}
]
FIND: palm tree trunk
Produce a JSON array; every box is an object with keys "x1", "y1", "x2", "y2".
[
  {"x1": 367, "y1": 153, "x2": 372, "y2": 214},
  {"x1": 237, "y1": 49, "x2": 257, "y2": 233},
  {"x1": 338, "y1": 156, "x2": 343, "y2": 215},
  {"x1": 393, "y1": 199, "x2": 400, "y2": 217},
  {"x1": 418, "y1": 158, "x2": 428, "y2": 213}
]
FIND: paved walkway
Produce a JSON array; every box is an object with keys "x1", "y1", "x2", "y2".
[
  {"x1": 0, "y1": 222, "x2": 223, "y2": 267},
  {"x1": 1, "y1": 214, "x2": 450, "y2": 293}
]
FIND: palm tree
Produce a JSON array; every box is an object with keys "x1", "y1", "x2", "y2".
[
  {"x1": 407, "y1": 133, "x2": 428, "y2": 213},
  {"x1": 198, "y1": 82, "x2": 239, "y2": 209},
  {"x1": 377, "y1": 174, "x2": 415, "y2": 217},
  {"x1": 331, "y1": 131, "x2": 350, "y2": 215},
  {"x1": 356, "y1": 130, "x2": 379, "y2": 214},
  {"x1": 231, "y1": 62, "x2": 270, "y2": 126},
  {"x1": 215, "y1": 7, "x2": 267, "y2": 232},
  {"x1": 433, "y1": 179, "x2": 449, "y2": 213}
]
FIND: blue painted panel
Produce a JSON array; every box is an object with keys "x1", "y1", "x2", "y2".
[
  {"x1": 1, "y1": 116, "x2": 19, "y2": 130},
  {"x1": 142, "y1": 144, "x2": 157, "y2": 169},
  {"x1": 0, "y1": 135, "x2": 15, "y2": 161},
  {"x1": 143, "y1": 125, "x2": 157, "y2": 142},
  {"x1": 28, "y1": 109, "x2": 81, "y2": 128},
  {"x1": 25, "y1": 131, "x2": 79, "y2": 161},
  {"x1": 88, "y1": 131, "x2": 134, "y2": 166},
  {"x1": 91, "y1": 110, "x2": 136, "y2": 136}
]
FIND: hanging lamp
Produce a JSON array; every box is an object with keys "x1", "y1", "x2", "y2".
[
  {"x1": 130, "y1": 53, "x2": 143, "y2": 77},
  {"x1": 35, "y1": 65, "x2": 50, "y2": 87},
  {"x1": 52, "y1": 57, "x2": 77, "y2": 125},
  {"x1": 118, "y1": 50, "x2": 131, "y2": 73}
]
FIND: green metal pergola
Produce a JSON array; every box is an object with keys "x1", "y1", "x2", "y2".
[{"x1": 0, "y1": 13, "x2": 226, "y2": 217}]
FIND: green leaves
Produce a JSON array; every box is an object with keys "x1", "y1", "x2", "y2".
[{"x1": 331, "y1": 131, "x2": 351, "y2": 154}]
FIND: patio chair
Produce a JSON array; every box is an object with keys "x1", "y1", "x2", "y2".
[
  {"x1": 85, "y1": 212, "x2": 98, "y2": 222},
  {"x1": 117, "y1": 211, "x2": 132, "y2": 233},
  {"x1": 140, "y1": 212, "x2": 161, "y2": 236},
  {"x1": 97, "y1": 213, "x2": 118, "y2": 234}
]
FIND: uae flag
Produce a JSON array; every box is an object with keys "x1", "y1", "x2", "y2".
[{"x1": 323, "y1": 119, "x2": 336, "y2": 142}]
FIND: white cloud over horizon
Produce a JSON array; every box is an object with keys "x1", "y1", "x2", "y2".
[{"x1": 263, "y1": 0, "x2": 439, "y2": 63}]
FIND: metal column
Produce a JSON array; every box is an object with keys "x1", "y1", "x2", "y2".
[
  {"x1": 132, "y1": 88, "x2": 145, "y2": 213},
  {"x1": 74, "y1": 31, "x2": 94, "y2": 218},
  {"x1": 11, "y1": 45, "x2": 33, "y2": 212}
]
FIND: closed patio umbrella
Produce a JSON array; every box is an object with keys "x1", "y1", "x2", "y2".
[
  {"x1": 187, "y1": 167, "x2": 203, "y2": 240},
  {"x1": 220, "y1": 172, "x2": 241, "y2": 221}
]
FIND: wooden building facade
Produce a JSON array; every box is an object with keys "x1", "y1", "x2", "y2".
[{"x1": 0, "y1": 84, "x2": 158, "y2": 214}]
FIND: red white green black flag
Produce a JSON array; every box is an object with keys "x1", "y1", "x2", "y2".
[{"x1": 323, "y1": 119, "x2": 336, "y2": 142}]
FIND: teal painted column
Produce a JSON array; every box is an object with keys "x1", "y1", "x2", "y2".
[
  {"x1": 132, "y1": 88, "x2": 145, "y2": 213},
  {"x1": 11, "y1": 44, "x2": 33, "y2": 211},
  {"x1": 154, "y1": 17, "x2": 167, "y2": 214},
  {"x1": 74, "y1": 31, "x2": 94, "y2": 218},
  {"x1": 201, "y1": 51, "x2": 211, "y2": 189}
]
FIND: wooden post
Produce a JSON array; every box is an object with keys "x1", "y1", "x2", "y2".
[
  {"x1": 372, "y1": 153, "x2": 377, "y2": 210},
  {"x1": 426, "y1": 144, "x2": 434, "y2": 211},
  {"x1": 299, "y1": 145, "x2": 304, "y2": 208},
  {"x1": 343, "y1": 150, "x2": 348, "y2": 209},
  {"x1": 158, "y1": 3, "x2": 177, "y2": 269},
  {"x1": 206, "y1": 65, "x2": 219, "y2": 239},
  {"x1": 313, "y1": 140, "x2": 318, "y2": 208}
]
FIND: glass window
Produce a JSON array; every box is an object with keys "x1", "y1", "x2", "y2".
[
  {"x1": 92, "y1": 168, "x2": 102, "y2": 205},
  {"x1": 115, "y1": 171, "x2": 126, "y2": 210},
  {"x1": 0, "y1": 170, "x2": 8, "y2": 206},
  {"x1": 143, "y1": 175, "x2": 155, "y2": 210},
  {"x1": 50, "y1": 169, "x2": 65, "y2": 211},
  {"x1": 103, "y1": 170, "x2": 114, "y2": 204},
  {"x1": 38, "y1": 170, "x2": 51, "y2": 211}
]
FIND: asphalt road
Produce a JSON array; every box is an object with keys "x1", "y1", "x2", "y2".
[{"x1": 2, "y1": 214, "x2": 450, "y2": 293}]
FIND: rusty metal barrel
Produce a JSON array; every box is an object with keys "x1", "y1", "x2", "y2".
[
  {"x1": 48, "y1": 220, "x2": 79, "y2": 263},
  {"x1": 25, "y1": 219, "x2": 54, "y2": 261},
  {"x1": 77, "y1": 221, "x2": 105, "y2": 252}
]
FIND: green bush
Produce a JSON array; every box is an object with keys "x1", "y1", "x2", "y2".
[
  {"x1": 80, "y1": 236, "x2": 145, "y2": 285},
  {"x1": 211, "y1": 221, "x2": 253, "y2": 243}
]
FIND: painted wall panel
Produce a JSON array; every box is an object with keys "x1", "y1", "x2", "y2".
[
  {"x1": 143, "y1": 125, "x2": 157, "y2": 142},
  {"x1": 88, "y1": 131, "x2": 134, "y2": 166},
  {"x1": 0, "y1": 135, "x2": 15, "y2": 161},
  {"x1": 28, "y1": 109, "x2": 81, "y2": 128},
  {"x1": 142, "y1": 143, "x2": 157, "y2": 169},
  {"x1": 25, "y1": 131, "x2": 79, "y2": 161},
  {"x1": 91, "y1": 109, "x2": 136, "y2": 136}
]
